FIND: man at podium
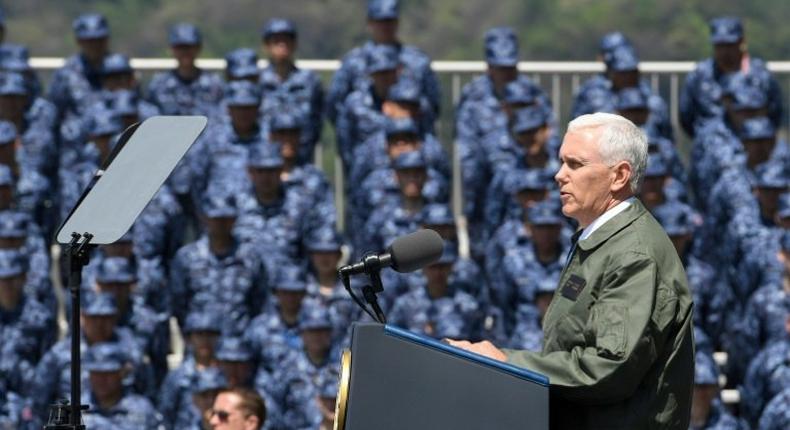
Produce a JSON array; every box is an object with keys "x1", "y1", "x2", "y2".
[{"x1": 449, "y1": 113, "x2": 694, "y2": 429}]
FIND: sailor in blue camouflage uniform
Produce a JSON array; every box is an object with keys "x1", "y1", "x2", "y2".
[
  {"x1": 98, "y1": 53, "x2": 159, "y2": 119},
  {"x1": 171, "y1": 190, "x2": 268, "y2": 335},
  {"x1": 47, "y1": 13, "x2": 111, "y2": 120},
  {"x1": 305, "y1": 227, "x2": 359, "y2": 346},
  {"x1": 738, "y1": 116, "x2": 790, "y2": 174},
  {"x1": 259, "y1": 18, "x2": 324, "y2": 163},
  {"x1": 147, "y1": 23, "x2": 224, "y2": 117},
  {"x1": 244, "y1": 264, "x2": 310, "y2": 363},
  {"x1": 269, "y1": 110, "x2": 335, "y2": 214},
  {"x1": 0, "y1": 245, "x2": 53, "y2": 320},
  {"x1": 363, "y1": 150, "x2": 447, "y2": 255},
  {"x1": 740, "y1": 328, "x2": 790, "y2": 427},
  {"x1": 689, "y1": 351, "x2": 748, "y2": 430},
  {"x1": 335, "y1": 43, "x2": 400, "y2": 167},
  {"x1": 326, "y1": 0, "x2": 440, "y2": 125},
  {"x1": 389, "y1": 245, "x2": 480, "y2": 340},
  {"x1": 492, "y1": 199, "x2": 569, "y2": 336},
  {"x1": 0, "y1": 249, "x2": 54, "y2": 399},
  {"x1": 509, "y1": 273, "x2": 559, "y2": 352},
  {"x1": 187, "y1": 80, "x2": 266, "y2": 201},
  {"x1": 572, "y1": 43, "x2": 672, "y2": 140},
  {"x1": 176, "y1": 366, "x2": 228, "y2": 430},
  {"x1": 268, "y1": 301, "x2": 341, "y2": 429},
  {"x1": 0, "y1": 73, "x2": 57, "y2": 180},
  {"x1": 81, "y1": 342, "x2": 163, "y2": 429},
  {"x1": 680, "y1": 16, "x2": 783, "y2": 137},
  {"x1": 131, "y1": 183, "x2": 186, "y2": 268},
  {"x1": 234, "y1": 142, "x2": 314, "y2": 268},
  {"x1": 758, "y1": 386, "x2": 790, "y2": 430},
  {"x1": 0, "y1": 130, "x2": 51, "y2": 230},
  {"x1": 639, "y1": 151, "x2": 677, "y2": 212},
  {"x1": 159, "y1": 308, "x2": 223, "y2": 430},
  {"x1": 653, "y1": 201, "x2": 733, "y2": 350},
  {"x1": 30, "y1": 291, "x2": 147, "y2": 418}
]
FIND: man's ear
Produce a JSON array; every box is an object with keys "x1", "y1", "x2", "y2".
[
  {"x1": 610, "y1": 161, "x2": 633, "y2": 193},
  {"x1": 245, "y1": 415, "x2": 260, "y2": 430}
]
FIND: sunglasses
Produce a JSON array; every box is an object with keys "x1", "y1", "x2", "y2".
[{"x1": 210, "y1": 409, "x2": 230, "y2": 422}]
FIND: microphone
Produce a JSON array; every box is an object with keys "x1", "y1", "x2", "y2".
[{"x1": 339, "y1": 229, "x2": 444, "y2": 277}]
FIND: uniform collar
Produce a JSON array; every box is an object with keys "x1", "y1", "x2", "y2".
[
  {"x1": 577, "y1": 198, "x2": 645, "y2": 252},
  {"x1": 578, "y1": 197, "x2": 634, "y2": 242}
]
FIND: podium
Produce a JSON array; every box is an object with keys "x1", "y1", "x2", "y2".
[{"x1": 334, "y1": 324, "x2": 549, "y2": 430}]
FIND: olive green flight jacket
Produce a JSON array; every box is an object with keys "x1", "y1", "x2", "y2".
[{"x1": 503, "y1": 200, "x2": 694, "y2": 430}]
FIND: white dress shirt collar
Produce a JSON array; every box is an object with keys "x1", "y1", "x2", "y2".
[{"x1": 578, "y1": 197, "x2": 635, "y2": 241}]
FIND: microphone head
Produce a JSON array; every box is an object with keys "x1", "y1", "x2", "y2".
[{"x1": 388, "y1": 229, "x2": 444, "y2": 273}]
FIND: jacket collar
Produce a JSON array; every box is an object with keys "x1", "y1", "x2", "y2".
[{"x1": 577, "y1": 198, "x2": 647, "y2": 252}]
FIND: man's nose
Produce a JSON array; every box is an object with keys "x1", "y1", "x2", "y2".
[{"x1": 554, "y1": 164, "x2": 567, "y2": 185}]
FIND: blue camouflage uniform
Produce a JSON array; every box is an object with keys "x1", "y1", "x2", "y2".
[
  {"x1": 147, "y1": 23, "x2": 224, "y2": 117},
  {"x1": 260, "y1": 18, "x2": 324, "y2": 163},
  {"x1": 81, "y1": 342, "x2": 163, "y2": 429},
  {"x1": 680, "y1": 17, "x2": 783, "y2": 136},
  {"x1": 758, "y1": 387, "x2": 790, "y2": 430},
  {"x1": 46, "y1": 13, "x2": 110, "y2": 120},
  {"x1": 30, "y1": 292, "x2": 148, "y2": 417},
  {"x1": 0, "y1": 73, "x2": 57, "y2": 178},
  {"x1": 269, "y1": 301, "x2": 341, "y2": 430},
  {"x1": 131, "y1": 184, "x2": 186, "y2": 266},
  {"x1": 326, "y1": 0, "x2": 440, "y2": 125},
  {"x1": 158, "y1": 309, "x2": 223, "y2": 430},
  {"x1": 691, "y1": 351, "x2": 748, "y2": 430},
  {"x1": 0, "y1": 210, "x2": 51, "y2": 306},
  {"x1": 0, "y1": 43, "x2": 44, "y2": 100},
  {"x1": 170, "y1": 191, "x2": 268, "y2": 335},
  {"x1": 234, "y1": 142, "x2": 315, "y2": 267},
  {"x1": 224, "y1": 47, "x2": 260, "y2": 84},
  {"x1": 509, "y1": 274, "x2": 559, "y2": 352},
  {"x1": 244, "y1": 265, "x2": 309, "y2": 364},
  {"x1": 741, "y1": 338, "x2": 790, "y2": 426},
  {"x1": 98, "y1": 53, "x2": 160, "y2": 119},
  {"x1": 304, "y1": 228, "x2": 360, "y2": 346}
]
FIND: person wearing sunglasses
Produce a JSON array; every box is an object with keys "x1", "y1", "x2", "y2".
[{"x1": 209, "y1": 387, "x2": 266, "y2": 430}]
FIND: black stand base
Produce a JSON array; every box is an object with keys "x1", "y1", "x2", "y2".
[{"x1": 44, "y1": 400, "x2": 88, "y2": 430}]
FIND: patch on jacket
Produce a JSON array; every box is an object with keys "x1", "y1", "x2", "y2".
[{"x1": 560, "y1": 274, "x2": 587, "y2": 301}]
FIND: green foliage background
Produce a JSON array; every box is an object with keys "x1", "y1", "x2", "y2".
[{"x1": 4, "y1": 0, "x2": 789, "y2": 61}]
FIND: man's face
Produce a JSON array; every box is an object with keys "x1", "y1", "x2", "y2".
[
  {"x1": 171, "y1": 44, "x2": 201, "y2": 67},
  {"x1": 264, "y1": 34, "x2": 296, "y2": 63},
  {"x1": 0, "y1": 236, "x2": 25, "y2": 249},
  {"x1": 219, "y1": 361, "x2": 253, "y2": 388},
  {"x1": 0, "y1": 274, "x2": 24, "y2": 310},
  {"x1": 713, "y1": 41, "x2": 743, "y2": 72},
  {"x1": 89, "y1": 370, "x2": 123, "y2": 402},
  {"x1": 754, "y1": 187, "x2": 783, "y2": 222},
  {"x1": 422, "y1": 224, "x2": 456, "y2": 242},
  {"x1": 193, "y1": 389, "x2": 220, "y2": 421},
  {"x1": 77, "y1": 37, "x2": 109, "y2": 63},
  {"x1": 370, "y1": 69, "x2": 398, "y2": 99},
  {"x1": 617, "y1": 107, "x2": 649, "y2": 126},
  {"x1": 275, "y1": 290, "x2": 306, "y2": 315},
  {"x1": 386, "y1": 134, "x2": 419, "y2": 160},
  {"x1": 190, "y1": 331, "x2": 219, "y2": 360},
  {"x1": 210, "y1": 392, "x2": 259, "y2": 430},
  {"x1": 396, "y1": 167, "x2": 427, "y2": 199},
  {"x1": 528, "y1": 224, "x2": 561, "y2": 254},
  {"x1": 301, "y1": 328, "x2": 332, "y2": 358},
  {"x1": 742, "y1": 137, "x2": 776, "y2": 167},
  {"x1": 0, "y1": 94, "x2": 27, "y2": 122},
  {"x1": 96, "y1": 281, "x2": 133, "y2": 314},
  {"x1": 367, "y1": 19, "x2": 398, "y2": 44},
  {"x1": 248, "y1": 167, "x2": 282, "y2": 196},
  {"x1": 555, "y1": 129, "x2": 620, "y2": 226},
  {"x1": 82, "y1": 315, "x2": 116, "y2": 344},
  {"x1": 205, "y1": 216, "x2": 236, "y2": 240},
  {"x1": 228, "y1": 106, "x2": 259, "y2": 134},
  {"x1": 423, "y1": 263, "x2": 451, "y2": 289},
  {"x1": 487, "y1": 66, "x2": 518, "y2": 90},
  {"x1": 101, "y1": 73, "x2": 134, "y2": 91},
  {"x1": 609, "y1": 70, "x2": 639, "y2": 90},
  {"x1": 535, "y1": 293, "x2": 553, "y2": 319},
  {"x1": 310, "y1": 251, "x2": 342, "y2": 276},
  {"x1": 639, "y1": 176, "x2": 667, "y2": 210}
]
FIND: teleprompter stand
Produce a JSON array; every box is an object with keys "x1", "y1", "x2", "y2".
[{"x1": 46, "y1": 116, "x2": 207, "y2": 429}]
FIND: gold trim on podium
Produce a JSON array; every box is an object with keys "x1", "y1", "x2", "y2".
[{"x1": 334, "y1": 349, "x2": 352, "y2": 430}]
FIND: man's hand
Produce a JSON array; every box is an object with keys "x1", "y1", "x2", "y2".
[{"x1": 444, "y1": 339, "x2": 508, "y2": 362}]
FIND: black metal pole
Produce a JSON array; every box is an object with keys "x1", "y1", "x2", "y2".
[{"x1": 67, "y1": 233, "x2": 81, "y2": 428}]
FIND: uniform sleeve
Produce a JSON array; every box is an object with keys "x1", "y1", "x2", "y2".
[
  {"x1": 767, "y1": 73, "x2": 784, "y2": 130},
  {"x1": 503, "y1": 254, "x2": 676, "y2": 404},
  {"x1": 678, "y1": 72, "x2": 697, "y2": 137}
]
